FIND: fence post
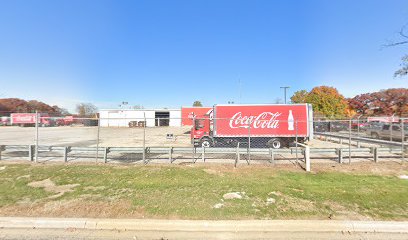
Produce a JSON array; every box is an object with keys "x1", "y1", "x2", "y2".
[
  {"x1": 247, "y1": 122, "x2": 251, "y2": 163},
  {"x1": 401, "y1": 120, "x2": 405, "y2": 162},
  {"x1": 143, "y1": 113, "x2": 146, "y2": 163},
  {"x1": 295, "y1": 119, "x2": 298, "y2": 161},
  {"x1": 305, "y1": 146, "x2": 310, "y2": 172},
  {"x1": 235, "y1": 143, "x2": 240, "y2": 167},
  {"x1": 35, "y1": 110, "x2": 39, "y2": 163},
  {"x1": 348, "y1": 119, "x2": 352, "y2": 164},
  {"x1": 390, "y1": 120, "x2": 393, "y2": 142},
  {"x1": 95, "y1": 116, "x2": 100, "y2": 163},
  {"x1": 337, "y1": 148, "x2": 343, "y2": 163}
]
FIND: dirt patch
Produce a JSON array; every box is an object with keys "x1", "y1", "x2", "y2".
[
  {"x1": 203, "y1": 168, "x2": 225, "y2": 176},
  {"x1": 323, "y1": 201, "x2": 371, "y2": 220},
  {"x1": 269, "y1": 191, "x2": 317, "y2": 213},
  {"x1": 0, "y1": 199, "x2": 144, "y2": 218},
  {"x1": 310, "y1": 161, "x2": 408, "y2": 176},
  {"x1": 28, "y1": 178, "x2": 80, "y2": 199},
  {"x1": 16, "y1": 175, "x2": 30, "y2": 180},
  {"x1": 84, "y1": 186, "x2": 106, "y2": 191}
]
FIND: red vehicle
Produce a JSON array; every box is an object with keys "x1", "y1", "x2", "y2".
[
  {"x1": 191, "y1": 104, "x2": 314, "y2": 148},
  {"x1": 56, "y1": 116, "x2": 74, "y2": 126},
  {"x1": 0, "y1": 116, "x2": 10, "y2": 126},
  {"x1": 10, "y1": 113, "x2": 53, "y2": 127},
  {"x1": 181, "y1": 107, "x2": 212, "y2": 126}
]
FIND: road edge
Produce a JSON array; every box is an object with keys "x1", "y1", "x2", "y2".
[{"x1": 0, "y1": 217, "x2": 407, "y2": 233}]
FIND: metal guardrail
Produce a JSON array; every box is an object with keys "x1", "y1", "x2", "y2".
[
  {"x1": 315, "y1": 132, "x2": 408, "y2": 147},
  {"x1": 0, "y1": 144, "x2": 405, "y2": 167}
]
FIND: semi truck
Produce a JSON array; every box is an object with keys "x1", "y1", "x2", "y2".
[
  {"x1": 10, "y1": 113, "x2": 53, "y2": 127},
  {"x1": 191, "y1": 104, "x2": 313, "y2": 148}
]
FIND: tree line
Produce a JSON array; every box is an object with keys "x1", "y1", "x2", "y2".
[
  {"x1": 0, "y1": 98, "x2": 98, "y2": 117},
  {"x1": 0, "y1": 98, "x2": 69, "y2": 116},
  {"x1": 291, "y1": 86, "x2": 408, "y2": 119}
]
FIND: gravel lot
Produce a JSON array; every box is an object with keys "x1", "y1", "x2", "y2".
[{"x1": 0, "y1": 126, "x2": 192, "y2": 147}]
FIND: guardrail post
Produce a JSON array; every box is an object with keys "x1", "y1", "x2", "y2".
[
  {"x1": 64, "y1": 146, "x2": 71, "y2": 163},
  {"x1": 372, "y1": 147, "x2": 378, "y2": 163},
  {"x1": 201, "y1": 147, "x2": 205, "y2": 162},
  {"x1": 169, "y1": 147, "x2": 173, "y2": 163},
  {"x1": 305, "y1": 146, "x2": 310, "y2": 172},
  {"x1": 29, "y1": 145, "x2": 34, "y2": 161},
  {"x1": 192, "y1": 147, "x2": 196, "y2": 163},
  {"x1": 357, "y1": 141, "x2": 361, "y2": 148},
  {"x1": 337, "y1": 148, "x2": 343, "y2": 163},
  {"x1": 269, "y1": 148, "x2": 275, "y2": 164},
  {"x1": 104, "y1": 147, "x2": 109, "y2": 163}
]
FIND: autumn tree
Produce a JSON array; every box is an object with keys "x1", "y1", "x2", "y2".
[
  {"x1": 0, "y1": 98, "x2": 66, "y2": 115},
  {"x1": 76, "y1": 103, "x2": 97, "y2": 117},
  {"x1": 290, "y1": 90, "x2": 308, "y2": 103},
  {"x1": 305, "y1": 86, "x2": 348, "y2": 118},
  {"x1": 193, "y1": 101, "x2": 203, "y2": 107},
  {"x1": 348, "y1": 88, "x2": 408, "y2": 116}
]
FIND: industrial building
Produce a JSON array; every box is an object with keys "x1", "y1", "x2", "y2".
[{"x1": 99, "y1": 109, "x2": 181, "y2": 127}]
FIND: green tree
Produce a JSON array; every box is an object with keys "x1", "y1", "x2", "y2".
[
  {"x1": 290, "y1": 90, "x2": 308, "y2": 103},
  {"x1": 193, "y1": 101, "x2": 203, "y2": 107},
  {"x1": 305, "y1": 86, "x2": 348, "y2": 118}
]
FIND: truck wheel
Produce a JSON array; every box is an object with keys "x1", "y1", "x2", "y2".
[
  {"x1": 267, "y1": 138, "x2": 282, "y2": 149},
  {"x1": 200, "y1": 138, "x2": 212, "y2": 148},
  {"x1": 371, "y1": 132, "x2": 379, "y2": 139}
]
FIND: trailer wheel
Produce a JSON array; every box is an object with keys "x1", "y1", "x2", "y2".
[
  {"x1": 267, "y1": 138, "x2": 282, "y2": 149},
  {"x1": 200, "y1": 138, "x2": 212, "y2": 148}
]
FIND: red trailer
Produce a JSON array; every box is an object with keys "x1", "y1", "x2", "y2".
[
  {"x1": 191, "y1": 104, "x2": 313, "y2": 148},
  {"x1": 10, "y1": 113, "x2": 53, "y2": 127}
]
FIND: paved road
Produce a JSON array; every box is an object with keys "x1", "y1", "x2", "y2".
[{"x1": 1, "y1": 228, "x2": 408, "y2": 240}]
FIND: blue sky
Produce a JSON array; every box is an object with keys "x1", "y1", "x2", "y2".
[{"x1": 0, "y1": 0, "x2": 407, "y2": 112}]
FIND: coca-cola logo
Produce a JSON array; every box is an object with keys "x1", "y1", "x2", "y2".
[{"x1": 229, "y1": 112, "x2": 282, "y2": 129}]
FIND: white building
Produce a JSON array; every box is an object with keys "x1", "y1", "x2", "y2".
[{"x1": 99, "y1": 109, "x2": 181, "y2": 127}]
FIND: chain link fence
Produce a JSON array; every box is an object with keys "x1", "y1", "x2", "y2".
[{"x1": 0, "y1": 113, "x2": 406, "y2": 167}]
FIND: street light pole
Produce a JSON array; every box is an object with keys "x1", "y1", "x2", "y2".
[{"x1": 280, "y1": 86, "x2": 290, "y2": 104}]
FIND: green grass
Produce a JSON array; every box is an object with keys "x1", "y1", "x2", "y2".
[{"x1": 0, "y1": 163, "x2": 407, "y2": 220}]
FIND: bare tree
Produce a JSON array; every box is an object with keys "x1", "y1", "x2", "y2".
[
  {"x1": 383, "y1": 25, "x2": 408, "y2": 77},
  {"x1": 76, "y1": 103, "x2": 97, "y2": 117}
]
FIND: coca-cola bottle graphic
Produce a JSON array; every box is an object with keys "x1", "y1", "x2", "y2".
[{"x1": 288, "y1": 110, "x2": 294, "y2": 131}]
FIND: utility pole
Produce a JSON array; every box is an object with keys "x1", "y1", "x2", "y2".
[{"x1": 280, "y1": 86, "x2": 290, "y2": 104}]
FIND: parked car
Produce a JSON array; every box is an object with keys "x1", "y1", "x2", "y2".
[{"x1": 366, "y1": 123, "x2": 408, "y2": 141}]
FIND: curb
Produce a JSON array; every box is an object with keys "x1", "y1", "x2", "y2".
[{"x1": 0, "y1": 217, "x2": 407, "y2": 233}]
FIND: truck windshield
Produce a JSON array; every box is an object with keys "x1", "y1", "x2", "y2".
[{"x1": 195, "y1": 119, "x2": 204, "y2": 130}]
